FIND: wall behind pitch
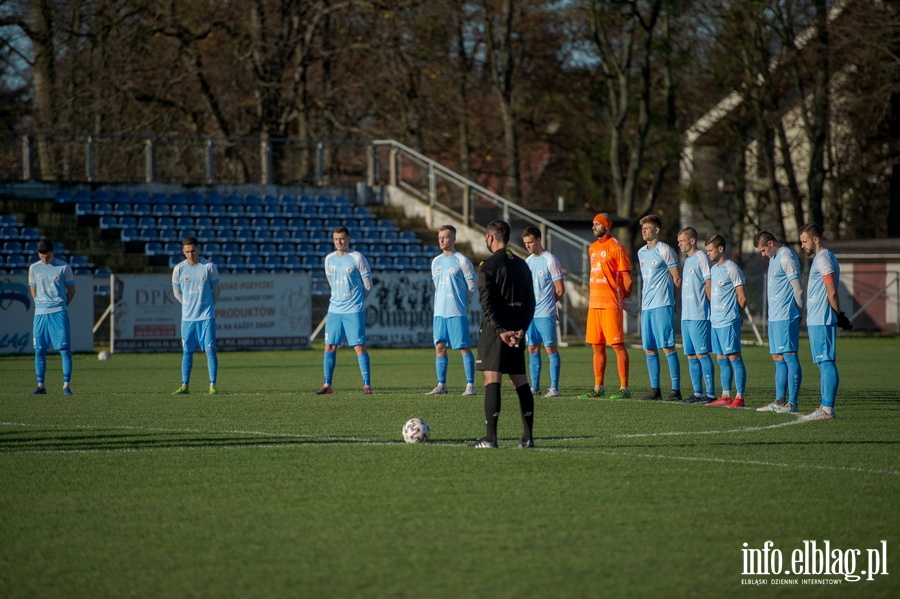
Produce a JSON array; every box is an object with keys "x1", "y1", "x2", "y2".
[
  {"x1": 0, "y1": 275, "x2": 94, "y2": 355},
  {"x1": 112, "y1": 272, "x2": 312, "y2": 351}
]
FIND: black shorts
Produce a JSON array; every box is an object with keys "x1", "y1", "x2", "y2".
[{"x1": 475, "y1": 322, "x2": 527, "y2": 374}]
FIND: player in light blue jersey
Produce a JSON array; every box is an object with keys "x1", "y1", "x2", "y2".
[
  {"x1": 28, "y1": 239, "x2": 76, "y2": 395},
  {"x1": 172, "y1": 237, "x2": 220, "y2": 394},
  {"x1": 799, "y1": 223, "x2": 846, "y2": 421},
  {"x1": 522, "y1": 226, "x2": 566, "y2": 398},
  {"x1": 637, "y1": 215, "x2": 682, "y2": 401},
  {"x1": 427, "y1": 225, "x2": 477, "y2": 396},
  {"x1": 317, "y1": 226, "x2": 373, "y2": 395},
  {"x1": 704, "y1": 235, "x2": 748, "y2": 408},
  {"x1": 676, "y1": 227, "x2": 716, "y2": 404},
  {"x1": 754, "y1": 231, "x2": 804, "y2": 413}
]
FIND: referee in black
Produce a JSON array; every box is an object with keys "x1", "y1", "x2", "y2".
[{"x1": 472, "y1": 219, "x2": 536, "y2": 449}]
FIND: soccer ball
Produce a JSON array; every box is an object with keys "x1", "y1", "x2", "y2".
[
  {"x1": 97, "y1": 350, "x2": 111, "y2": 361},
  {"x1": 402, "y1": 418, "x2": 430, "y2": 444}
]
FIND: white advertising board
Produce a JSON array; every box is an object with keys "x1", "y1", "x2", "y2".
[
  {"x1": 362, "y1": 272, "x2": 482, "y2": 348},
  {"x1": 112, "y1": 272, "x2": 312, "y2": 351}
]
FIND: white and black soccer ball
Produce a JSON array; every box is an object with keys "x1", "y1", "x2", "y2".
[
  {"x1": 97, "y1": 350, "x2": 111, "y2": 361},
  {"x1": 402, "y1": 418, "x2": 431, "y2": 444}
]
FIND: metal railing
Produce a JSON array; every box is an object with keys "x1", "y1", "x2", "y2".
[{"x1": 369, "y1": 140, "x2": 591, "y2": 282}]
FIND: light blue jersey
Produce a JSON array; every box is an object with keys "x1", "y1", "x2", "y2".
[
  {"x1": 29, "y1": 259, "x2": 75, "y2": 315},
  {"x1": 172, "y1": 258, "x2": 220, "y2": 321},
  {"x1": 432, "y1": 252, "x2": 476, "y2": 317},
  {"x1": 527, "y1": 251, "x2": 564, "y2": 319},
  {"x1": 681, "y1": 251, "x2": 711, "y2": 321},
  {"x1": 766, "y1": 245, "x2": 801, "y2": 321},
  {"x1": 710, "y1": 260, "x2": 745, "y2": 328},
  {"x1": 325, "y1": 251, "x2": 371, "y2": 314},
  {"x1": 806, "y1": 249, "x2": 839, "y2": 326},
  {"x1": 638, "y1": 242, "x2": 678, "y2": 310}
]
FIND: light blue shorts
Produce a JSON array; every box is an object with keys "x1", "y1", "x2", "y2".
[
  {"x1": 681, "y1": 319, "x2": 711, "y2": 355},
  {"x1": 325, "y1": 311, "x2": 367, "y2": 347},
  {"x1": 33, "y1": 311, "x2": 71, "y2": 351},
  {"x1": 768, "y1": 317, "x2": 800, "y2": 354},
  {"x1": 712, "y1": 321, "x2": 742, "y2": 356},
  {"x1": 807, "y1": 325, "x2": 836, "y2": 363},
  {"x1": 433, "y1": 316, "x2": 471, "y2": 349},
  {"x1": 182, "y1": 319, "x2": 217, "y2": 352},
  {"x1": 641, "y1": 306, "x2": 675, "y2": 350},
  {"x1": 526, "y1": 316, "x2": 558, "y2": 348}
]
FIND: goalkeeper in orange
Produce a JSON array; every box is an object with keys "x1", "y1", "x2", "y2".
[{"x1": 578, "y1": 213, "x2": 636, "y2": 399}]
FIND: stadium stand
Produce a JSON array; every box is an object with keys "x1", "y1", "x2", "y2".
[{"x1": 4, "y1": 190, "x2": 436, "y2": 276}]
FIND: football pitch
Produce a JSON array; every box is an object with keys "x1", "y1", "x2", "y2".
[{"x1": 1, "y1": 338, "x2": 898, "y2": 598}]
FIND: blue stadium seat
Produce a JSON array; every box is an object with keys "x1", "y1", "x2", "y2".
[
  {"x1": 132, "y1": 192, "x2": 150, "y2": 205},
  {"x1": 222, "y1": 242, "x2": 241, "y2": 256},
  {"x1": 70, "y1": 255, "x2": 93, "y2": 268},
  {"x1": 263, "y1": 255, "x2": 283, "y2": 268},
  {"x1": 137, "y1": 216, "x2": 156, "y2": 229},
  {"x1": 99, "y1": 216, "x2": 118, "y2": 230},
  {"x1": 195, "y1": 217, "x2": 215, "y2": 232},
  {"x1": 73, "y1": 267, "x2": 93, "y2": 276},
  {"x1": 93, "y1": 202, "x2": 114, "y2": 215},
  {"x1": 54, "y1": 191, "x2": 72, "y2": 204},
  {"x1": 171, "y1": 202, "x2": 193, "y2": 217},
  {"x1": 190, "y1": 204, "x2": 210, "y2": 217},
  {"x1": 145, "y1": 242, "x2": 164, "y2": 256},
  {"x1": 75, "y1": 203, "x2": 92, "y2": 216},
  {"x1": 151, "y1": 203, "x2": 172, "y2": 216},
  {"x1": 138, "y1": 228, "x2": 159, "y2": 242},
  {"x1": 175, "y1": 216, "x2": 194, "y2": 230},
  {"x1": 72, "y1": 191, "x2": 91, "y2": 204},
  {"x1": 21, "y1": 227, "x2": 41, "y2": 240},
  {"x1": 245, "y1": 256, "x2": 265, "y2": 270},
  {"x1": 112, "y1": 191, "x2": 130, "y2": 204},
  {"x1": 168, "y1": 255, "x2": 183, "y2": 269},
  {"x1": 112, "y1": 202, "x2": 134, "y2": 216},
  {"x1": 400, "y1": 231, "x2": 418, "y2": 242},
  {"x1": 93, "y1": 191, "x2": 111, "y2": 203},
  {"x1": 205, "y1": 242, "x2": 222, "y2": 256},
  {"x1": 240, "y1": 242, "x2": 259, "y2": 257},
  {"x1": 206, "y1": 194, "x2": 226, "y2": 217},
  {"x1": 258, "y1": 242, "x2": 278, "y2": 257},
  {"x1": 282, "y1": 256, "x2": 302, "y2": 270},
  {"x1": 157, "y1": 216, "x2": 176, "y2": 230},
  {"x1": 150, "y1": 193, "x2": 168, "y2": 205},
  {"x1": 274, "y1": 242, "x2": 294, "y2": 256},
  {"x1": 118, "y1": 216, "x2": 137, "y2": 229},
  {"x1": 5, "y1": 254, "x2": 27, "y2": 268},
  {"x1": 52, "y1": 241, "x2": 65, "y2": 253},
  {"x1": 334, "y1": 196, "x2": 350, "y2": 206},
  {"x1": 164, "y1": 241, "x2": 182, "y2": 255},
  {"x1": 0, "y1": 240, "x2": 23, "y2": 254}
]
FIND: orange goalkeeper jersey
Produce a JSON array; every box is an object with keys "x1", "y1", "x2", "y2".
[{"x1": 588, "y1": 235, "x2": 632, "y2": 309}]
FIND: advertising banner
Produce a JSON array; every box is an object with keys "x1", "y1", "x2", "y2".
[
  {"x1": 0, "y1": 274, "x2": 94, "y2": 355},
  {"x1": 363, "y1": 272, "x2": 482, "y2": 348},
  {"x1": 112, "y1": 272, "x2": 312, "y2": 351}
]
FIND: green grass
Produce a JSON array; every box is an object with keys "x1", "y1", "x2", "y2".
[{"x1": 1, "y1": 338, "x2": 898, "y2": 598}]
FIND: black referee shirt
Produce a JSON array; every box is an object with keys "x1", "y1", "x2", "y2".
[{"x1": 478, "y1": 247, "x2": 535, "y2": 333}]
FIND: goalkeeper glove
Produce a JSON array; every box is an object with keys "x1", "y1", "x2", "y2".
[{"x1": 836, "y1": 311, "x2": 853, "y2": 331}]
